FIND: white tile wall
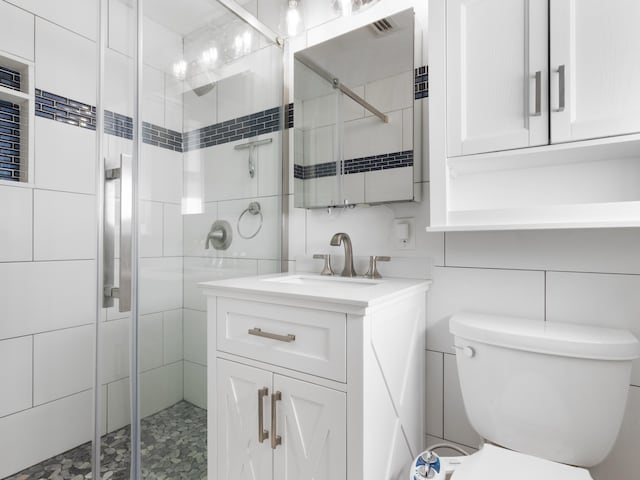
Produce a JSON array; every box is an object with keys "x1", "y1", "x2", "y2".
[
  {"x1": 105, "y1": 47, "x2": 134, "y2": 117},
  {"x1": 139, "y1": 201, "x2": 164, "y2": 258},
  {"x1": 184, "y1": 361, "x2": 207, "y2": 409},
  {"x1": 35, "y1": 18, "x2": 96, "y2": 105},
  {"x1": 0, "y1": 336, "x2": 32, "y2": 418},
  {"x1": 163, "y1": 309, "x2": 183, "y2": 364},
  {"x1": 139, "y1": 313, "x2": 164, "y2": 372},
  {"x1": 33, "y1": 325, "x2": 94, "y2": 405},
  {"x1": 106, "y1": 377, "x2": 130, "y2": 433},
  {"x1": 0, "y1": 186, "x2": 32, "y2": 262},
  {"x1": 140, "y1": 144, "x2": 183, "y2": 204},
  {"x1": 33, "y1": 190, "x2": 96, "y2": 261},
  {"x1": 183, "y1": 309, "x2": 206, "y2": 366},
  {"x1": 0, "y1": 260, "x2": 95, "y2": 340},
  {"x1": 34, "y1": 117, "x2": 96, "y2": 194},
  {"x1": 0, "y1": 1, "x2": 34, "y2": 60},
  {"x1": 183, "y1": 256, "x2": 258, "y2": 311},
  {"x1": 143, "y1": 64, "x2": 165, "y2": 126},
  {"x1": 8, "y1": 0, "x2": 98, "y2": 40},
  {"x1": 140, "y1": 362, "x2": 183, "y2": 418},
  {"x1": 445, "y1": 228, "x2": 640, "y2": 274},
  {"x1": 546, "y1": 272, "x2": 640, "y2": 387},
  {"x1": 0, "y1": 389, "x2": 93, "y2": 479},
  {"x1": 427, "y1": 266, "x2": 545, "y2": 352},
  {"x1": 101, "y1": 318, "x2": 129, "y2": 384},
  {"x1": 139, "y1": 256, "x2": 183, "y2": 315},
  {"x1": 163, "y1": 203, "x2": 183, "y2": 257}
]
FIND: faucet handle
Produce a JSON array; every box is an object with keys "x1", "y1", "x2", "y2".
[
  {"x1": 365, "y1": 255, "x2": 390, "y2": 279},
  {"x1": 313, "y1": 254, "x2": 334, "y2": 276}
]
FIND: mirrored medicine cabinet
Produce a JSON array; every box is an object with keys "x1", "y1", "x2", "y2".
[{"x1": 293, "y1": 8, "x2": 421, "y2": 209}]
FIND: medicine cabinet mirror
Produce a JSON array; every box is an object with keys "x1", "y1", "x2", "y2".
[{"x1": 293, "y1": 8, "x2": 420, "y2": 208}]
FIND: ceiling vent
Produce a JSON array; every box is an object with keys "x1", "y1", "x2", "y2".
[{"x1": 370, "y1": 17, "x2": 397, "y2": 35}]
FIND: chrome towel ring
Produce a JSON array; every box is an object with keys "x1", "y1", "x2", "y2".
[{"x1": 238, "y1": 201, "x2": 263, "y2": 239}]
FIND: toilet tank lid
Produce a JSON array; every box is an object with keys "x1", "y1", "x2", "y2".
[{"x1": 450, "y1": 313, "x2": 640, "y2": 361}]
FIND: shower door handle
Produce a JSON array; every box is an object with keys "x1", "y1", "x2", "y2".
[{"x1": 103, "y1": 153, "x2": 133, "y2": 312}]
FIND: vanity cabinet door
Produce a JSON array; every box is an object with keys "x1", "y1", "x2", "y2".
[
  {"x1": 217, "y1": 359, "x2": 273, "y2": 480},
  {"x1": 446, "y1": 0, "x2": 549, "y2": 156},
  {"x1": 550, "y1": 0, "x2": 640, "y2": 143},
  {"x1": 273, "y1": 375, "x2": 347, "y2": 480}
]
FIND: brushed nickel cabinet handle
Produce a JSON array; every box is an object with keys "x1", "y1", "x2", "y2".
[
  {"x1": 258, "y1": 387, "x2": 269, "y2": 443},
  {"x1": 271, "y1": 391, "x2": 282, "y2": 449},
  {"x1": 557, "y1": 65, "x2": 566, "y2": 112},
  {"x1": 532, "y1": 70, "x2": 542, "y2": 116},
  {"x1": 248, "y1": 328, "x2": 296, "y2": 343}
]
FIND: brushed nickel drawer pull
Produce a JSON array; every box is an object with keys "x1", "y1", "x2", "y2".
[
  {"x1": 271, "y1": 391, "x2": 282, "y2": 449},
  {"x1": 248, "y1": 328, "x2": 296, "y2": 343},
  {"x1": 258, "y1": 387, "x2": 269, "y2": 443}
]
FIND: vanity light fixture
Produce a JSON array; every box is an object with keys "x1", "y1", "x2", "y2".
[
  {"x1": 285, "y1": 0, "x2": 304, "y2": 37},
  {"x1": 172, "y1": 59, "x2": 188, "y2": 80}
]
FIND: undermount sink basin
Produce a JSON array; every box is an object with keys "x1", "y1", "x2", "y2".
[{"x1": 261, "y1": 274, "x2": 380, "y2": 288}]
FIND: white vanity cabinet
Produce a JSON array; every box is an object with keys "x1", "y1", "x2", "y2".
[
  {"x1": 430, "y1": 0, "x2": 640, "y2": 230},
  {"x1": 201, "y1": 274, "x2": 430, "y2": 480}
]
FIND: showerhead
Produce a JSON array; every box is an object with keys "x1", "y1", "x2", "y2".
[{"x1": 192, "y1": 82, "x2": 216, "y2": 97}]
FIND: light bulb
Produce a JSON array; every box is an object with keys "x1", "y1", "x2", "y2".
[
  {"x1": 286, "y1": 0, "x2": 303, "y2": 37},
  {"x1": 199, "y1": 47, "x2": 218, "y2": 67},
  {"x1": 172, "y1": 60, "x2": 187, "y2": 80},
  {"x1": 339, "y1": 0, "x2": 352, "y2": 17}
]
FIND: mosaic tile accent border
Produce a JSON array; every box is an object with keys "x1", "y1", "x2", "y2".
[
  {"x1": 414, "y1": 65, "x2": 428, "y2": 100},
  {"x1": 0, "y1": 66, "x2": 21, "y2": 92},
  {"x1": 0, "y1": 100, "x2": 21, "y2": 181},
  {"x1": 142, "y1": 122, "x2": 183, "y2": 152},
  {"x1": 35, "y1": 89, "x2": 96, "y2": 130},
  {"x1": 285, "y1": 102, "x2": 294, "y2": 129},
  {"x1": 183, "y1": 106, "x2": 282, "y2": 152},
  {"x1": 34, "y1": 89, "x2": 182, "y2": 152},
  {"x1": 294, "y1": 150, "x2": 413, "y2": 180}
]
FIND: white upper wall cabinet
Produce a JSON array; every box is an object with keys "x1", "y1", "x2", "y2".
[
  {"x1": 550, "y1": 0, "x2": 640, "y2": 143},
  {"x1": 447, "y1": 0, "x2": 549, "y2": 156},
  {"x1": 429, "y1": 0, "x2": 640, "y2": 231}
]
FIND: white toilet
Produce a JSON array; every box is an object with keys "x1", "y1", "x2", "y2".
[{"x1": 444, "y1": 312, "x2": 640, "y2": 479}]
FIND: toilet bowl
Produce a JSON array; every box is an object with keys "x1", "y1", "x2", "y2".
[{"x1": 413, "y1": 312, "x2": 640, "y2": 480}]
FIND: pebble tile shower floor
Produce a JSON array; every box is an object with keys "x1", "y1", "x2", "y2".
[{"x1": 5, "y1": 401, "x2": 207, "y2": 480}]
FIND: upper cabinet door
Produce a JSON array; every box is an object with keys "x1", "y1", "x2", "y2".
[
  {"x1": 551, "y1": 0, "x2": 640, "y2": 143},
  {"x1": 273, "y1": 375, "x2": 346, "y2": 480},
  {"x1": 447, "y1": 0, "x2": 549, "y2": 156},
  {"x1": 216, "y1": 359, "x2": 273, "y2": 480}
]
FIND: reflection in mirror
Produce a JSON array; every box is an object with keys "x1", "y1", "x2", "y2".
[{"x1": 294, "y1": 8, "x2": 419, "y2": 208}]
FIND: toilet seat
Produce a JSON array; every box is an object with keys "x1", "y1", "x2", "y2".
[{"x1": 450, "y1": 445, "x2": 594, "y2": 480}]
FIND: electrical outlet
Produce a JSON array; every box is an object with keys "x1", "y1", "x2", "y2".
[{"x1": 392, "y1": 217, "x2": 415, "y2": 250}]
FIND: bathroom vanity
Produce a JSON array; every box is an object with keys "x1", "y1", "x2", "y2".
[{"x1": 200, "y1": 274, "x2": 430, "y2": 480}]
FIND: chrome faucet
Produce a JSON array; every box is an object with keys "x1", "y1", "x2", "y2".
[{"x1": 330, "y1": 232, "x2": 356, "y2": 277}]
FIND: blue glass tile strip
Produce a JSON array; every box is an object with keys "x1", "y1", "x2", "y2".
[
  {"x1": 142, "y1": 122, "x2": 182, "y2": 152},
  {"x1": 286, "y1": 103, "x2": 294, "y2": 129},
  {"x1": 0, "y1": 66, "x2": 21, "y2": 92},
  {"x1": 414, "y1": 65, "x2": 428, "y2": 100},
  {"x1": 0, "y1": 100, "x2": 21, "y2": 181},
  {"x1": 35, "y1": 89, "x2": 96, "y2": 130},
  {"x1": 183, "y1": 106, "x2": 282, "y2": 152},
  {"x1": 294, "y1": 150, "x2": 414, "y2": 180}
]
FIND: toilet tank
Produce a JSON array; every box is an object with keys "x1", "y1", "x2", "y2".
[{"x1": 450, "y1": 313, "x2": 640, "y2": 467}]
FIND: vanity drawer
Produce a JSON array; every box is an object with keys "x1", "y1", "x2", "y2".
[{"x1": 216, "y1": 298, "x2": 347, "y2": 382}]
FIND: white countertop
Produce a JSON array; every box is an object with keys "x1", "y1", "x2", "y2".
[{"x1": 200, "y1": 273, "x2": 430, "y2": 311}]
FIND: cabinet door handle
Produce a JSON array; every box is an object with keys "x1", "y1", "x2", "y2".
[
  {"x1": 248, "y1": 328, "x2": 296, "y2": 343},
  {"x1": 271, "y1": 391, "x2": 282, "y2": 449},
  {"x1": 557, "y1": 65, "x2": 566, "y2": 112},
  {"x1": 258, "y1": 387, "x2": 269, "y2": 443},
  {"x1": 532, "y1": 71, "x2": 542, "y2": 117}
]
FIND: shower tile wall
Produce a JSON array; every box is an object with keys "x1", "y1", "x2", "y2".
[
  {"x1": 284, "y1": 2, "x2": 640, "y2": 479},
  {"x1": 0, "y1": 0, "x2": 184, "y2": 477},
  {"x1": 181, "y1": 38, "x2": 284, "y2": 409}
]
